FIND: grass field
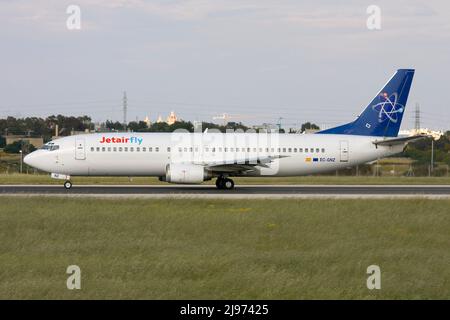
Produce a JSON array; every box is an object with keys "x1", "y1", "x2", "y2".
[
  {"x1": 0, "y1": 197, "x2": 449, "y2": 299},
  {"x1": 1, "y1": 173, "x2": 450, "y2": 185}
]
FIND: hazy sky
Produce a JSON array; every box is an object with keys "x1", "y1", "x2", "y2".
[{"x1": 2, "y1": 0, "x2": 450, "y2": 130}]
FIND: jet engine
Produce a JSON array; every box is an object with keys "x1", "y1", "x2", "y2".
[{"x1": 163, "y1": 163, "x2": 212, "y2": 184}]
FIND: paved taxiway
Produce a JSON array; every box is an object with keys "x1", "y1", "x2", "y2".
[{"x1": 1, "y1": 185, "x2": 450, "y2": 199}]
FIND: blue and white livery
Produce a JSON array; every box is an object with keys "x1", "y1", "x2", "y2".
[{"x1": 25, "y1": 69, "x2": 422, "y2": 190}]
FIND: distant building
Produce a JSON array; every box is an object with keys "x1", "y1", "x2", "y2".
[
  {"x1": 70, "y1": 129, "x2": 92, "y2": 136},
  {"x1": 94, "y1": 122, "x2": 106, "y2": 132},
  {"x1": 144, "y1": 116, "x2": 151, "y2": 127},
  {"x1": 166, "y1": 111, "x2": 178, "y2": 125},
  {"x1": 252, "y1": 123, "x2": 278, "y2": 132},
  {"x1": 399, "y1": 128, "x2": 443, "y2": 141},
  {"x1": 193, "y1": 121, "x2": 203, "y2": 132},
  {"x1": 4, "y1": 135, "x2": 44, "y2": 148},
  {"x1": 303, "y1": 128, "x2": 320, "y2": 134}
]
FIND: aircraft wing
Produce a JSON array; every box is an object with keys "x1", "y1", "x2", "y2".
[
  {"x1": 195, "y1": 155, "x2": 285, "y2": 173},
  {"x1": 372, "y1": 134, "x2": 428, "y2": 146}
]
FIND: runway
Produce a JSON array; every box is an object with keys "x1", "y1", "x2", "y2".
[{"x1": 1, "y1": 184, "x2": 450, "y2": 199}]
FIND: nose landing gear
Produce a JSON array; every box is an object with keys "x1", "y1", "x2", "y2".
[
  {"x1": 64, "y1": 180, "x2": 72, "y2": 190},
  {"x1": 215, "y1": 177, "x2": 235, "y2": 190}
]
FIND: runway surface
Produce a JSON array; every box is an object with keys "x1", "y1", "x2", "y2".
[{"x1": 1, "y1": 184, "x2": 450, "y2": 198}]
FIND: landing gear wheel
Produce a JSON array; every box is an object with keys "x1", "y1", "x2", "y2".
[
  {"x1": 215, "y1": 177, "x2": 234, "y2": 190},
  {"x1": 223, "y1": 178, "x2": 235, "y2": 190},
  {"x1": 64, "y1": 180, "x2": 72, "y2": 190}
]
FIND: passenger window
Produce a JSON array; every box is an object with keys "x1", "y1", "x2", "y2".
[
  {"x1": 119, "y1": 147, "x2": 123, "y2": 152},
  {"x1": 316, "y1": 148, "x2": 320, "y2": 153},
  {"x1": 108, "y1": 147, "x2": 111, "y2": 152},
  {"x1": 271, "y1": 148, "x2": 275, "y2": 152},
  {"x1": 288, "y1": 148, "x2": 292, "y2": 153},
  {"x1": 130, "y1": 147, "x2": 134, "y2": 152},
  {"x1": 305, "y1": 148, "x2": 308, "y2": 152},
  {"x1": 96, "y1": 147, "x2": 100, "y2": 152},
  {"x1": 91, "y1": 147, "x2": 94, "y2": 152},
  {"x1": 283, "y1": 148, "x2": 286, "y2": 153},
  {"x1": 299, "y1": 148, "x2": 303, "y2": 153},
  {"x1": 149, "y1": 147, "x2": 152, "y2": 152},
  {"x1": 294, "y1": 148, "x2": 297, "y2": 152},
  {"x1": 124, "y1": 147, "x2": 128, "y2": 152},
  {"x1": 322, "y1": 148, "x2": 325, "y2": 153},
  {"x1": 102, "y1": 147, "x2": 105, "y2": 152},
  {"x1": 155, "y1": 147, "x2": 159, "y2": 152},
  {"x1": 167, "y1": 147, "x2": 170, "y2": 152},
  {"x1": 253, "y1": 148, "x2": 257, "y2": 152},
  {"x1": 184, "y1": 147, "x2": 188, "y2": 152},
  {"x1": 136, "y1": 147, "x2": 140, "y2": 152},
  {"x1": 142, "y1": 147, "x2": 146, "y2": 152},
  {"x1": 113, "y1": 147, "x2": 117, "y2": 152}
]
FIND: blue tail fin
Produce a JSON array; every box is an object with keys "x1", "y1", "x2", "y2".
[{"x1": 318, "y1": 69, "x2": 415, "y2": 137}]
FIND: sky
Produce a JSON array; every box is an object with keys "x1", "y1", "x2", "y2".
[{"x1": 1, "y1": 0, "x2": 450, "y2": 130}]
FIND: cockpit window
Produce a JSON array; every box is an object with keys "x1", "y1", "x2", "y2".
[{"x1": 41, "y1": 143, "x2": 59, "y2": 151}]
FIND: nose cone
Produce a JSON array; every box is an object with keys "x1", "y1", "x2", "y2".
[
  {"x1": 24, "y1": 150, "x2": 50, "y2": 172},
  {"x1": 23, "y1": 153, "x2": 34, "y2": 166}
]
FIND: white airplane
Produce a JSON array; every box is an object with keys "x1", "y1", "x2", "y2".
[{"x1": 25, "y1": 69, "x2": 422, "y2": 190}]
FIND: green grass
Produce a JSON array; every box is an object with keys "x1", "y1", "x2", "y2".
[
  {"x1": 0, "y1": 197, "x2": 449, "y2": 299},
  {"x1": 1, "y1": 173, "x2": 450, "y2": 185}
]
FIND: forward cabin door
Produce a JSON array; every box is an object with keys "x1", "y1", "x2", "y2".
[
  {"x1": 75, "y1": 137, "x2": 86, "y2": 160},
  {"x1": 339, "y1": 140, "x2": 349, "y2": 162}
]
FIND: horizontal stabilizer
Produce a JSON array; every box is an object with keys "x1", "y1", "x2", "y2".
[{"x1": 372, "y1": 134, "x2": 427, "y2": 146}]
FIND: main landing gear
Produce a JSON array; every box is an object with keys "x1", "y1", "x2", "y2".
[
  {"x1": 215, "y1": 176, "x2": 235, "y2": 190},
  {"x1": 64, "y1": 180, "x2": 72, "y2": 190}
]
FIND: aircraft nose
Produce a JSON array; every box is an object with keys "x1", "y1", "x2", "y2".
[
  {"x1": 24, "y1": 151, "x2": 44, "y2": 169},
  {"x1": 23, "y1": 153, "x2": 35, "y2": 166}
]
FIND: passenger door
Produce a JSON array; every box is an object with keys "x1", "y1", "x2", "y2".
[
  {"x1": 340, "y1": 140, "x2": 349, "y2": 162},
  {"x1": 75, "y1": 137, "x2": 86, "y2": 160}
]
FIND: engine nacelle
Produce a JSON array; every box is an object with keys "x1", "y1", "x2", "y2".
[{"x1": 164, "y1": 163, "x2": 211, "y2": 184}]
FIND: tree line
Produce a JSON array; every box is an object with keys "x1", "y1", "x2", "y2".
[{"x1": 0, "y1": 115, "x2": 93, "y2": 140}]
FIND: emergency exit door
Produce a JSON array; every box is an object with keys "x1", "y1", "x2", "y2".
[
  {"x1": 340, "y1": 140, "x2": 349, "y2": 162},
  {"x1": 75, "y1": 138, "x2": 86, "y2": 160}
]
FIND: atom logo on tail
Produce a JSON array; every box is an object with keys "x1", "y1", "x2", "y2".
[{"x1": 372, "y1": 92, "x2": 404, "y2": 123}]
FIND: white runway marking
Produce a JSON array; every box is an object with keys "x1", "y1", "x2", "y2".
[{"x1": 1, "y1": 194, "x2": 449, "y2": 199}]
